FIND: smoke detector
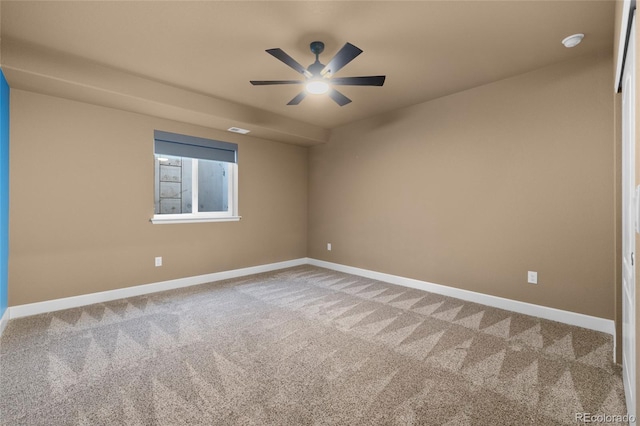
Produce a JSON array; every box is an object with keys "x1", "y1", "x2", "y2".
[{"x1": 562, "y1": 34, "x2": 584, "y2": 48}]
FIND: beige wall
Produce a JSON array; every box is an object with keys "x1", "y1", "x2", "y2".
[
  {"x1": 7, "y1": 51, "x2": 618, "y2": 321},
  {"x1": 309, "y1": 52, "x2": 615, "y2": 320},
  {"x1": 614, "y1": 0, "x2": 625, "y2": 90},
  {"x1": 8, "y1": 89, "x2": 307, "y2": 305}
]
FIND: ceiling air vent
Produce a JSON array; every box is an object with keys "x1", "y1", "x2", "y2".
[{"x1": 227, "y1": 127, "x2": 250, "y2": 134}]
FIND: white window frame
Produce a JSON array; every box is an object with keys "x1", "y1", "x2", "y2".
[{"x1": 151, "y1": 131, "x2": 240, "y2": 225}]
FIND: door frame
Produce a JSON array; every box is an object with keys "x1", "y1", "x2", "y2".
[{"x1": 618, "y1": 2, "x2": 638, "y2": 422}]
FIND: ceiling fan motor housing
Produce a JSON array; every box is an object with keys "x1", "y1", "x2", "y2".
[{"x1": 308, "y1": 41, "x2": 326, "y2": 75}]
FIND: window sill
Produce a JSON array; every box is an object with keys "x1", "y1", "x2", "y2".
[{"x1": 150, "y1": 215, "x2": 241, "y2": 224}]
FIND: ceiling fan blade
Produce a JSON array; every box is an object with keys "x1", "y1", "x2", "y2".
[
  {"x1": 328, "y1": 88, "x2": 352, "y2": 106},
  {"x1": 320, "y1": 43, "x2": 363, "y2": 77},
  {"x1": 250, "y1": 80, "x2": 304, "y2": 85},
  {"x1": 330, "y1": 76, "x2": 386, "y2": 86},
  {"x1": 287, "y1": 91, "x2": 307, "y2": 105},
  {"x1": 266, "y1": 48, "x2": 313, "y2": 78}
]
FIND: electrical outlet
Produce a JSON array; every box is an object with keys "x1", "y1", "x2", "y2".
[
  {"x1": 527, "y1": 271, "x2": 538, "y2": 284},
  {"x1": 327, "y1": 243, "x2": 332, "y2": 251},
  {"x1": 155, "y1": 257, "x2": 162, "y2": 267}
]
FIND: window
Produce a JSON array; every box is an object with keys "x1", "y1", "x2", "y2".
[{"x1": 151, "y1": 130, "x2": 239, "y2": 224}]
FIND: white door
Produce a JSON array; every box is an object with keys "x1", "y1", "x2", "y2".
[{"x1": 622, "y1": 11, "x2": 637, "y2": 423}]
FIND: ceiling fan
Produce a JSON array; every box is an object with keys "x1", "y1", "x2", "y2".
[{"x1": 250, "y1": 41, "x2": 385, "y2": 106}]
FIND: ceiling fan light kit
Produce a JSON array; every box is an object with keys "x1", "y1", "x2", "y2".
[
  {"x1": 250, "y1": 41, "x2": 386, "y2": 106},
  {"x1": 305, "y1": 80, "x2": 329, "y2": 95}
]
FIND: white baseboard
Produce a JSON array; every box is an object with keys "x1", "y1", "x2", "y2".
[
  {"x1": 0, "y1": 307, "x2": 8, "y2": 336},
  {"x1": 307, "y1": 258, "x2": 616, "y2": 338},
  {"x1": 8, "y1": 258, "x2": 308, "y2": 320},
  {"x1": 3, "y1": 256, "x2": 615, "y2": 345}
]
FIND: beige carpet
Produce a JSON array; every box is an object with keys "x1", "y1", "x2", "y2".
[{"x1": 0, "y1": 265, "x2": 627, "y2": 425}]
